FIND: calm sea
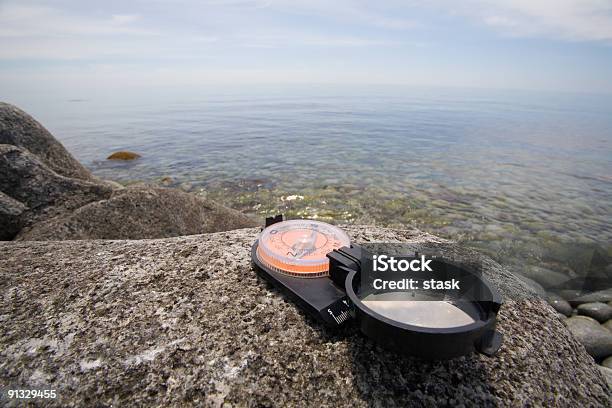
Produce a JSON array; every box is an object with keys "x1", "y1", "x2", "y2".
[{"x1": 13, "y1": 85, "x2": 612, "y2": 282}]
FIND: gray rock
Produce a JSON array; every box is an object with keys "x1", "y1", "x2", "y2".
[
  {"x1": 16, "y1": 187, "x2": 258, "y2": 241},
  {"x1": 0, "y1": 102, "x2": 94, "y2": 181},
  {"x1": 602, "y1": 320, "x2": 612, "y2": 332},
  {"x1": 0, "y1": 226, "x2": 609, "y2": 407},
  {"x1": 577, "y1": 302, "x2": 612, "y2": 323},
  {"x1": 565, "y1": 316, "x2": 612, "y2": 360},
  {"x1": 0, "y1": 144, "x2": 113, "y2": 229},
  {"x1": 0, "y1": 191, "x2": 26, "y2": 240},
  {"x1": 567, "y1": 289, "x2": 612, "y2": 308},
  {"x1": 547, "y1": 293, "x2": 573, "y2": 317},
  {"x1": 559, "y1": 289, "x2": 584, "y2": 302},
  {"x1": 603, "y1": 356, "x2": 612, "y2": 369},
  {"x1": 520, "y1": 265, "x2": 569, "y2": 290},
  {"x1": 599, "y1": 366, "x2": 612, "y2": 389}
]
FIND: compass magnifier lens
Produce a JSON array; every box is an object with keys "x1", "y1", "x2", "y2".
[{"x1": 361, "y1": 294, "x2": 480, "y2": 329}]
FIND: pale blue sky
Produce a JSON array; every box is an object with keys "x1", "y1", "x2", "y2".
[{"x1": 1, "y1": 0, "x2": 612, "y2": 96}]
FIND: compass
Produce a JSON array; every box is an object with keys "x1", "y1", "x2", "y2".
[
  {"x1": 256, "y1": 219, "x2": 350, "y2": 277},
  {"x1": 251, "y1": 215, "x2": 503, "y2": 359}
]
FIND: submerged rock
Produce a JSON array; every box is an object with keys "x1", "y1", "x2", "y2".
[
  {"x1": 0, "y1": 226, "x2": 609, "y2": 406},
  {"x1": 16, "y1": 187, "x2": 258, "y2": 241},
  {"x1": 568, "y1": 289, "x2": 612, "y2": 308},
  {"x1": 577, "y1": 302, "x2": 612, "y2": 323},
  {"x1": 547, "y1": 294, "x2": 573, "y2": 317},
  {"x1": 0, "y1": 102, "x2": 94, "y2": 181},
  {"x1": 565, "y1": 316, "x2": 612, "y2": 360},
  {"x1": 558, "y1": 289, "x2": 584, "y2": 302},
  {"x1": 107, "y1": 151, "x2": 141, "y2": 160},
  {"x1": 0, "y1": 144, "x2": 113, "y2": 231},
  {"x1": 521, "y1": 265, "x2": 569, "y2": 290}
]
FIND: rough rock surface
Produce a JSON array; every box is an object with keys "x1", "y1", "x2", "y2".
[
  {"x1": 0, "y1": 191, "x2": 26, "y2": 240},
  {"x1": 15, "y1": 187, "x2": 258, "y2": 241},
  {"x1": 1, "y1": 226, "x2": 609, "y2": 407},
  {"x1": 0, "y1": 102, "x2": 94, "y2": 181},
  {"x1": 600, "y1": 366, "x2": 612, "y2": 389},
  {"x1": 0, "y1": 144, "x2": 113, "y2": 232}
]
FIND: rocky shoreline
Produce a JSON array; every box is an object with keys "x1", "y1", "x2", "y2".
[
  {"x1": 0, "y1": 102, "x2": 258, "y2": 241},
  {"x1": 1, "y1": 102, "x2": 611, "y2": 406}
]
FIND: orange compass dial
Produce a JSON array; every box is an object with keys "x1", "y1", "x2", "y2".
[{"x1": 256, "y1": 220, "x2": 351, "y2": 277}]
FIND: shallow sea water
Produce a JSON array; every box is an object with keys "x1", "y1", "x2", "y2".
[{"x1": 22, "y1": 86, "x2": 612, "y2": 288}]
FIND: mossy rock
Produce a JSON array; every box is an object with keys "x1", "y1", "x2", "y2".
[{"x1": 107, "y1": 151, "x2": 141, "y2": 160}]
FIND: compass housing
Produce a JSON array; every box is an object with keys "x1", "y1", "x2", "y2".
[{"x1": 256, "y1": 218, "x2": 350, "y2": 277}]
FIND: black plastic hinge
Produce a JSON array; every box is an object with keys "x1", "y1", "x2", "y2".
[
  {"x1": 265, "y1": 214, "x2": 283, "y2": 228},
  {"x1": 328, "y1": 245, "x2": 362, "y2": 287}
]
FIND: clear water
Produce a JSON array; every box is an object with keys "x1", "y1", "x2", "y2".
[{"x1": 17, "y1": 85, "x2": 612, "y2": 281}]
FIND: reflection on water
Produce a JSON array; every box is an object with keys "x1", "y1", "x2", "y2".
[{"x1": 26, "y1": 86, "x2": 612, "y2": 288}]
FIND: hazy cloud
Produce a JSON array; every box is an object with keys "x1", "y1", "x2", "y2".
[
  {"x1": 0, "y1": 0, "x2": 610, "y2": 93},
  {"x1": 0, "y1": 4, "x2": 153, "y2": 38},
  {"x1": 446, "y1": 0, "x2": 612, "y2": 41}
]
